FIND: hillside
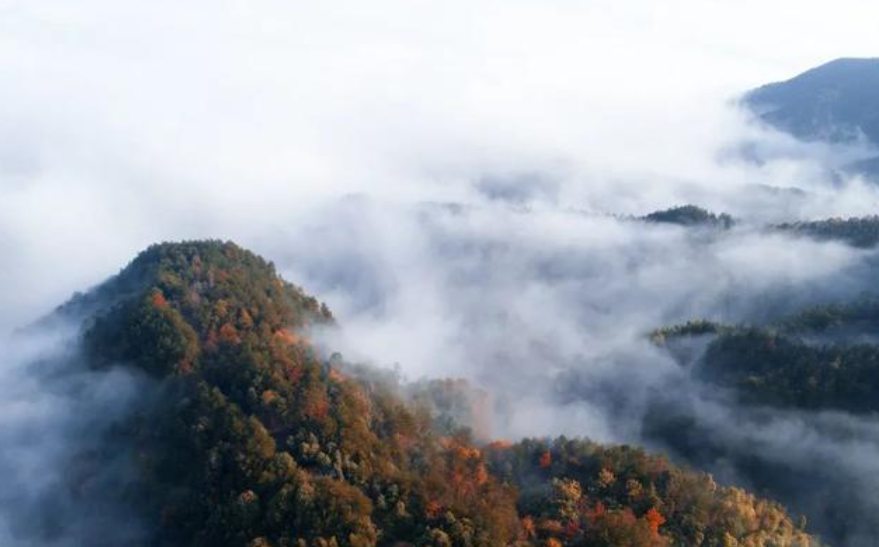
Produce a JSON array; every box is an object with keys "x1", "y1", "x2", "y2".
[
  {"x1": 745, "y1": 58, "x2": 879, "y2": 146},
  {"x1": 648, "y1": 300, "x2": 879, "y2": 546},
  {"x1": 23, "y1": 240, "x2": 821, "y2": 547},
  {"x1": 656, "y1": 299, "x2": 879, "y2": 414},
  {"x1": 773, "y1": 216, "x2": 879, "y2": 248}
]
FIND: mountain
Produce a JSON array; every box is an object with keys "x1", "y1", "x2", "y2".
[
  {"x1": 745, "y1": 58, "x2": 879, "y2": 146},
  {"x1": 16, "y1": 240, "x2": 819, "y2": 547}
]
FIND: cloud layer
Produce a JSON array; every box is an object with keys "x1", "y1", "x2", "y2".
[
  {"x1": 3, "y1": 0, "x2": 879, "y2": 331},
  {"x1": 4, "y1": 1, "x2": 879, "y2": 545}
]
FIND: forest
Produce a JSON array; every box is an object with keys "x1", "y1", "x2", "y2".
[
  {"x1": 639, "y1": 206, "x2": 879, "y2": 251},
  {"x1": 641, "y1": 205, "x2": 735, "y2": 229},
  {"x1": 655, "y1": 300, "x2": 879, "y2": 413},
  {"x1": 6, "y1": 6, "x2": 879, "y2": 545},
  {"x1": 773, "y1": 217, "x2": 879, "y2": 249},
  {"x1": 38, "y1": 241, "x2": 820, "y2": 547}
]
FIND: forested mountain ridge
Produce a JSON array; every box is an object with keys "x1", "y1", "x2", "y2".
[
  {"x1": 35, "y1": 240, "x2": 819, "y2": 547},
  {"x1": 641, "y1": 205, "x2": 879, "y2": 249},
  {"x1": 648, "y1": 298, "x2": 879, "y2": 546},
  {"x1": 744, "y1": 58, "x2": 879, "y2": 146},
  {"x1": 772, "y1": 216, "x2": 879, "y2": 248},
  {"x1": 655, "y1": 299, "x2": 879, "y2": 414},
  {"x1": 743, "y1": 58, "x2": 879, "y2": 177}
]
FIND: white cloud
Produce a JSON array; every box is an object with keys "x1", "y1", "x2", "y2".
[
  {"x1": 5, "y1": 3, "x2": 879, "y2": 543},
  {"x1": 1, "y1": 3, "x2": 877, "y2": 327}
]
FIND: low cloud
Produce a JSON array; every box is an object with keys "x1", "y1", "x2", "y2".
[
  {"x1": 4, "y1": 1, "x2": 879, "y2": 545},
  {"x1": 0, "y1": 326, "x2": 152, "y2": 546}
]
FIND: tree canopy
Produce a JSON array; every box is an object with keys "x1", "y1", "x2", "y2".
[{"x1": 60, "y1": 241, "x2": 819, "y2": 547}]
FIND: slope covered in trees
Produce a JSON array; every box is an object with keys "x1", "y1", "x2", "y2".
[
  {"x1": 773, "y1": 216, "x2": 879, "y2": 249},
  {"x1": 655, "y1": 299, "x2": 879, "y2": 413},
  {"x1": 743, "y1": 58, "x2": 879, "y2": 178},
  {"x1": 646, "y1": 299, "x2": 879, "y2": 547},
  {"x1": 696, "y1": 328, "x2": 879, "y2": 412},
  {"x1": 637, "y1": 206, "x2": 879, "y2": 251},
  {"x1": 45, "y1": 241, "x2": 818, "y2": 546},
  {"x1": 744, "y1": 58, "x2": 879, "y2": 146},
  {"x1": 487, "y1": 438, "x2": 814, "y2": 547}
]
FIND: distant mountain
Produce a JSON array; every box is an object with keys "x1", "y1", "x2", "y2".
[{"x1": 745, "y1": 58, "x2": 879, "y2": 146}]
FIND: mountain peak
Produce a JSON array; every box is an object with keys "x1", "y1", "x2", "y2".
[
  {"x1": 76, "y1": 240, "x2": 331, "y2": 377},
  {"x1": 745, "y1": 57, "x2": 879, "y2": 147}
]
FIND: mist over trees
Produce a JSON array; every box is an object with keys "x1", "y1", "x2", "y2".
[
  {"x1": 3, "y1": 2, "x2": 879, "y2": 545},
  {"x1": 0, "y1": 241, "x2": 825, "y2": 547},
  {"x1": 745, "y1": 59, "x2": 879, "y2": 147},
  {"x1": 9, "y1": 206, "x2": 879, "y2": 547},
  {"x1": 773, "y1": 217, "x2": 879, "y2": 249},
  {"x1": 9, "y1": 198, "x2": 879, "y2": 546}
]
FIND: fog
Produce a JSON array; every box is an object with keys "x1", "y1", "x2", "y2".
[
  {"x1": 4, "y1": 0, "x2": 879, "y2": 332},
  {"x1": 0, "y1": 326, "x2": 153, "y2": 546},
  {"x1": 4, "y1": 1, "x2": 879, "y2": 545}
]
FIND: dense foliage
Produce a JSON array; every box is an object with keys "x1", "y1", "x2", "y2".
[
  {"x1": 487, "y1": 438, "x2": 815, "y2": 547},
  {"x1": 81, "y1": 242, "x2": 522, "y2": 547},
  {"x1": 70, "y1": 241, "x2": 817, "y2": 546},
  {"x1": 774, "y1": 216, "x2": 879, "y2": 248},
  {"x1": 656, "y1": 300, "x2": 879, "y2": 413},
  {"x1": 698, "y1": 328, "x2": 879, "y2": 412},
  {"x1": 650, "y1": 320, "x2": 727, "y2": 345},
  {"x1": 642, "y1": 206, "x2": 734, "y2": 229}
]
